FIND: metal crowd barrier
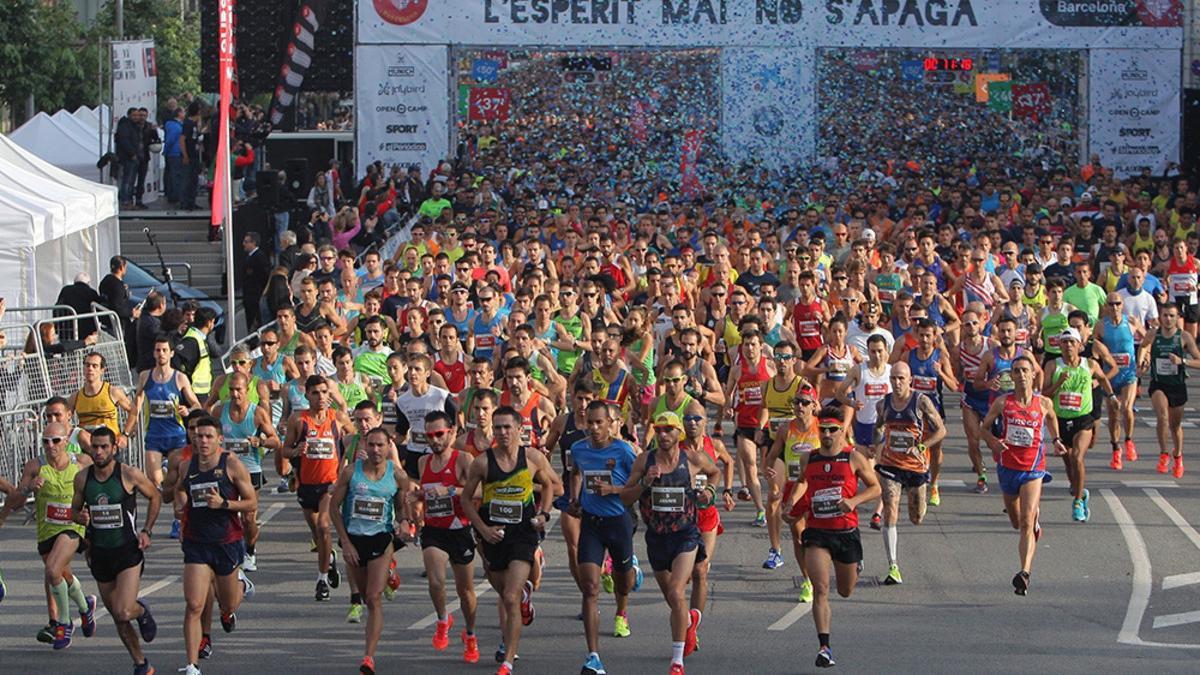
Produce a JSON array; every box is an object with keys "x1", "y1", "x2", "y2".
[{"x1": 0, "y1": 408, "x2": 39, "y2": 484}]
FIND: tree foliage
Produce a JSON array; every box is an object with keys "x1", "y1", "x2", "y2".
[
  {"x1": 0, "y1": 0, "x2": 93, "y2": 125},
  {"x1": 90, "y1": 0, "x2": 201, "y2": 106}
]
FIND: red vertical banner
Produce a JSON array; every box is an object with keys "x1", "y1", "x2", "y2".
[
  {"x1": 1012, "y1": 83, "x2": 1051, "y2": 121},
  {"x1": 680, "y1": 130, "x2": 704, "y2": 200},
  {"x1": 211, "y1": 0, "x2": 235, "y2": 227}
]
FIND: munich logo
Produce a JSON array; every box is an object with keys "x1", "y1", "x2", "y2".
[
  {"x1": 1121, "y1": 67, "x2": 1148, "y2": 81},
  {"x1": 374, "y1": 0, "x2": 428, "y2": 26}
]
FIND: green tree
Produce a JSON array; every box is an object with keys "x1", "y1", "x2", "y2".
[{"x1": 0, "y1": 0, "x2": 93, "y2": 127}]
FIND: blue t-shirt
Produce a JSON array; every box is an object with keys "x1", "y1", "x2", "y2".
[
  {"x1": 163, "y1": 120, "x2": 183, "y2": 158},
  {"x1": 1116, "y1": 272, "x2": 1164, "y2": 297},
  {"x1": 570, "y1": 437, "x2": 637, "y2": 517}
]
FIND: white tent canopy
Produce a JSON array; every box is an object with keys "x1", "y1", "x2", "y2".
[
  {"x1": 72, "y1": 104, "x2": 111, "y2": 134},
  {"x1": 9, "y1": 112, "x2": 104, "y2": 181},
  {"x1": 0, "y1": 135, "x2": 119, "y2": 307}
]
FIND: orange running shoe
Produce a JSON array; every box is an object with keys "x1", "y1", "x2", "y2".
[
  {"x1": 669, "y1": 663, "x2": 685, "y2": 675},
  {"x1": 432, "y1": 614, "x2": 454, "y2": 651},
  {"x1": 462, "y1": 631, "x2": 480, "y2": 663},
  {"x1": 359, "y1": 655, "x2": 375, "y2": 675},
  {"x1": 1110, "y1": 450, "x2": 1123, "y2": 471},
  {"x1": 1173, "y1": 456, "x2": 1184, "y2": 478},
  {"x1": 1124, "y1": 439, "x2": 1138, "y2": 461},
  {"x1": 1157, "y1": 453, "x2": 1170, "y2": 474},
  {"x1": 684, "y1": 608, "x2": 701, "y2": 656},
  {"x1": 496, "y1": 664, "x2": 512, "y2": 675}
]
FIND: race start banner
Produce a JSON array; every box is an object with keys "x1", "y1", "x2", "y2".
[
  {"x1": 355, "y1": 44, "x2": 449, "y2": 176},
  {"x1": 1088, "y1": 48, "x2": 1181, "y2": 177}
]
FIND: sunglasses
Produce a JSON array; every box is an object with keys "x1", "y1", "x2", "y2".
[
  {"x1": 793, "y1": 398, "x2": 815, "y2": 406},
  {"x1": 683, "y1": 415, "x2": 704, "y2": 423},
  {"x1": 818, "y1": 425, "x2": 841, "y2": 434},
  {"x1": 41, "y1": 436, "x2": 65, "y2": 444},
  {"x1": 1107, "y1": 301, "x2": 1122, "y2": 306},
  {"x1": 260, "y1": 341, "x2": 278, "y2": 346},
  {"x1": 654, "y1": 425, "x2": 679, "y2": 433},
  {"x1": 774, "y1": 353, "x2": 795, "y2": 360},
  {"x1": 231, "y1": 359, "x2": 251, "y2": 365},
  {"x1": 663, "y1": 375, "x2": 687, "y2": 382},
  {"x1": 730, "y1": 300, "x2": 746, "y2": 306},
  {"x1": 426, "y1": 429, "x2": 451, "y2": 439},
  {"x1": 583, "y1": 293, "x2": 598, "y2": 299}
]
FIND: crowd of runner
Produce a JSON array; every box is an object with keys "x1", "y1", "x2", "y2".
[{"x1": 1, "y1": 136, "x2": 1199, "y2": 675}]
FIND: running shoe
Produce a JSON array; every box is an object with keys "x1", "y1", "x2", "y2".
[
  {"x1": 220, "y1": 611, "x2": 236, "y2": 634},
  {"x1": 327, "y1": 550, "x2": 340, "y2": 589},
  {"x1": 198, "y1": 635, "x2": 213, "y2": 659},
  {"x1": 582, "y1": 652, "x2": 607, "y2": 674},
  {"x1": 34, "y1": 622, "x2": 56, "y2": 643},
  {"x1": 1110, "y1": 450, "x2": 1123, "y2": 471},
  {"x1": 928, "y1": 485, "x2": 941, "y2": 506},
  {"x1": 798, "y1": 578, "x2": 814, "y2": 603},
  {"x1": 684, "y1": 608, "x2": 701, "y2": 657},
  {"x1": 497, "y1": 664, "x2": 513, "y2": 675},
  {"x1": 495, "y1": 641, "x2": 506, "y2": 664},
  {"x1": 815, "y1": 646, "x2": 835, "y2": 668},
  {"x1": 243, "y1": 553, "x2": 258, "y2": 572},
  {"x1": 383, "y1": 584, "x2": 397, "y2": 602},
  {"x1": 1072, "y1": 499, "x2": 1085, "y2": 522},
  {"x1": 80, "y1": 594, "x2": 98, "y2": 637},
  {"x1": 178, "y1": 664, "x2": 201, "y2": 675},
  {"x1": 346, "y1": 603, "x2": 364, "y2": 624},
  {"x1": 1082, "y1": 488, "x2": 1090, "y2": 520},
  {"x1": 169, "y1": 520, "x2": 181, "y2": 539},
  {"x1": 763, "y1": 548, "x2": 785, "y2": 570},
  {"x1": 133, "y1": 659, "x2": 155, "y2": 675},
  {"x1": 883, "y1": 564, "x2": 903, "y2": 585},
  {"x1": 1157, "y1": 453, "x2": 1170, "y2": 474},
  {"x1": 463, "y1": 632, "x2": 480, "y2": 664},
  {"x1": 433, "y1": 614, "x2": 454, "y2": 650},
  {"x1": 669, "y1": 663, "x2": 685, "y2": 675},
  {"x1": 136, "y1": 599, "x2": 157, "y2": 643},
  {"x1": 1173, "y1": 456, "x2": 1185, "y2": 479},
  {"x1": 737, "y1": 486, "x2": 751, "y2": 502},
  {"x1": 753, "y1": 510, "x2": 767, "y2": 527},
  {"x1": 315, "y1": 579, "x2": 331, "y2": 602},
  {"x1": 275, "y1": 478, "x2": 289, "y2": 494},
  {"x1": 613, "y1": 613, "x2": 630, "y2": 638},
  {"x1": 309, "y1": 539, "x2": 317, "y2": 552},
  {"x1": 1012, "y1": 570, "x2": 1030, "y2": 596},
  {"x1": 520, "y1": 580, "x2": 535, "y2": 626},
  {"x1": 238, "y1": 569, "x2": 255, "y2": 600},
  {"x1": 869, "y1": 513, "x2": 882, "y2": 530},
  {"x1": 974, "y1": 475, "x2": 989, "y2": 494},
  {"x1": 1124, "y1": 439, "x2": 1138, "y2": 462},
  {"x1": 52, "y1": 620, "x2": 73, "y2": 650},
  {"x1": 631, "y1": 555, "x2": 644, "y2": 592},
  {"x1": 359, "y1": 655, "x2": 375, "y2": 675},
  {"x1": 601, "y1": 572, "x2": 614, "y2": 594}
]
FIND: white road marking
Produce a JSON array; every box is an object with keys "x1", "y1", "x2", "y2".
[
  {"x1": 1163, "y1": 571, "x2": 1200, "y2": 591},
  {"x1": 408, "y1": 511, "x2": 558, "y2": 631},
  {"x1": 767, "y1": 602, "x2": 812, "y2": 631},
  {"x1": 1121, "y1": 481, "x2": 1180, "y2": 489},
  {"x1": 258, "y1": 502, "x2": 287, "y2": 526},
  {"x1": 93, "y1": 575, "x2": 179, "y2": 622},
  {"x1": 1145, "y1": 489, "x2": 1200, "y2": 551},
  {"x1": 1153, "y1": 611, "x2": 1200, "y2": 630},
  {"x1": 1103, "y1": 489, "x2": 1200, "y2": 649}
]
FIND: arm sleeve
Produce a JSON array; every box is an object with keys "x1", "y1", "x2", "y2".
[
  {"x1": 443, "y1": 396, "x2": 458, "y2": 419},
  {"x1": 394, "y1": 402, "x2": 411, "y2": 438}
]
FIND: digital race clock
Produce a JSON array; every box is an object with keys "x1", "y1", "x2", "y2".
[{"x1": 923, "y1": 58, "x2": 974, "y2": 71}]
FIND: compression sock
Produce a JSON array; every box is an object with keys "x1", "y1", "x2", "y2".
[
  {"x1": 818, "y1": 633, "x2": 830, "y2": 648},
  {"x1": 672, "y1": 641, "x2": 685, "y2": 665},
  {"x1": 67, "y1": 577, "x2": 88, "y2": 613},
  {"x1": 51, "y1": 581, "x2": 71, "y2": 622},
  {"x1": 882, "y1": 525, "x2": 898, "y2": 567}
]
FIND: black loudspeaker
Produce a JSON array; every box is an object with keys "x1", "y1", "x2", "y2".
[
  {"x1": 286, "y1": 158, "x2": 309, "y2": 198},
  {"x1": 256, "y1": 170, "x2": 278, "y2": 205},
  {"x1": 1184, "y1": 89, "x2": 1200, "y2": 176}
]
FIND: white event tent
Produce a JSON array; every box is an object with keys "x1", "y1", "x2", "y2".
[
  {"x1": 9, "y1": 111, "x2": 106, "y2": 182},
  {"x1": 0, "y1": 133, "x2": 120, "y2": 307}
]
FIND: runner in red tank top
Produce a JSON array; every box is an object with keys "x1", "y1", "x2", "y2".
[
  {"x1": 417, "y1": 412, "x2": 480, "y2": 661},
  {"x1": 723, "y1": 330, "x2": 774, "y2": 525},
  {"x1": 789, "y1": 272, "x2": 829, "y2": 359},
  {"x1": 982, "y1": 353, "x2": 1067, "y2": 597},
  {"x1": 680, "y1": 404, "x2": 735, "y2": 634},
  {"x1": 783, "y1": 407, "x2": 880, "y2": 669}
]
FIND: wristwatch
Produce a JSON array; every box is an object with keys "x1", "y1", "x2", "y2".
[
  {"x1": 537, "y1": 510, "x2": 551, "y2": 523},
  {"x1": 221, "y1": 497, "x2": 230, "y2": 510}
]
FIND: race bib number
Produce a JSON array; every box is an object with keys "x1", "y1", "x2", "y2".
[
  {"x1": 1169, "y1": 274, "x2": 1196, "y2": 295},
  {"x1": 878, "y1": 288, "x2": 896, "y2": 303},
  {"x1": 864, "y1": 383, "x2": 888, "y2": 398},
  {"x1": 424, "y1": 486, "x2": 454, "y2": 518},
  {"x1": 305, "y1": 438, "x2": 336, "y2": 460},
  {"x1": 488, "y1": 499, "x2": 523, "y2": 524},
  {"x1": 693, "y1": 472, "x2": 708, "y2": 489},
  {"x1": 89, "y1": 503, "x2": 122, "y2": 529},
  {"x1": 799, "y1": 320, "x2": 820, "y2": 337},
  {"x1": 889, "y1": 430, "x2": 917, "y2": 452},
  {"x1": 148, "y1": 399, "x2": 174, "y2": 418},
  {"x1": 475, "y1": 334, "x2": 496, "y2": 350},
  {"x1": 188, "y1": 481, "x2": 219, "y2": 509},
  {"x1": 410, "y1": 431, "x2": 428, "y2": 447},
  {"x1": 366, "y1": 375, "x2": 385, "y2": 391},
  {"x1": 1005, "y1": 424, "x2": 1035, "y2": 448},
  {"x1": 1058, "y1": 392, "x2": 1083, "y2": 412},
  {"x1": 1113, "y1": 353, "x2": 1132, "y2": 368},
  {"x1": 741, "y1": 385, "x2": 763, "y2": 406},
  {"x1": 912, "y1": 375, "x2": 937, "y2": 392},
  {"x1": 1015, "y1": 328, "x2": 1030, "y2": 345},
  {"x1": 829, "y1": 360, "x2": 851, "y2": 379},
  {"x1": 1048, "y1": 335, "x2": 1061, "y2": 349},
  {"x1": 45, "y1": 502, "x2": 72, "y2": 525},
  {"x1": 352, "y1": 496, "x2": 387, "y2": 522},
  {"x1": 583, "y1": 470, "x2": 613, "y2": 493},
  {"x1": 787, "y1": 461, "x2": 804, "y2": 480},
  {"x1": 997, "y1": 369, "x2": 1015, "y2": 391},
  {"x1": 811, "y1": 486, "x2": 843, "y2": 519},
  {"x1": 1156, "y1": 357, "x2": 1178, "y2": 377},
  {"x1": 650, "y1": 487, "x2": 686, "y2": 512},
  {"x1": 225, "y1": 440, "x2": 251, "y2": 455}
]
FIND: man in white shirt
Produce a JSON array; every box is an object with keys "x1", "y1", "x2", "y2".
[{"x1": 846, "y1": 300, "x2": 895, "y2": 355}]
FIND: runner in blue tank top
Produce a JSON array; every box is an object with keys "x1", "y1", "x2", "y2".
[
  {"x1": 126, "y1": 337, "x2": 201, "y2": 489},
  {"x1": 1096, "y1": 292, "x2": 1140, "y2": 470},
  {"x1": 217, "y1": 372, "x2": 281, "y2": 572}
]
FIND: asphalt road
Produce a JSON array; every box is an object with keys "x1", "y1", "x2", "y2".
[{"x1": 2, "y1": 391, "x2": 1199, "y2": 674}]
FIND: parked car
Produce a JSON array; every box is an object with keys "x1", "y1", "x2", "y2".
[{"x1": 123, "y1": 260, "x2": 227, "y2": 346}]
